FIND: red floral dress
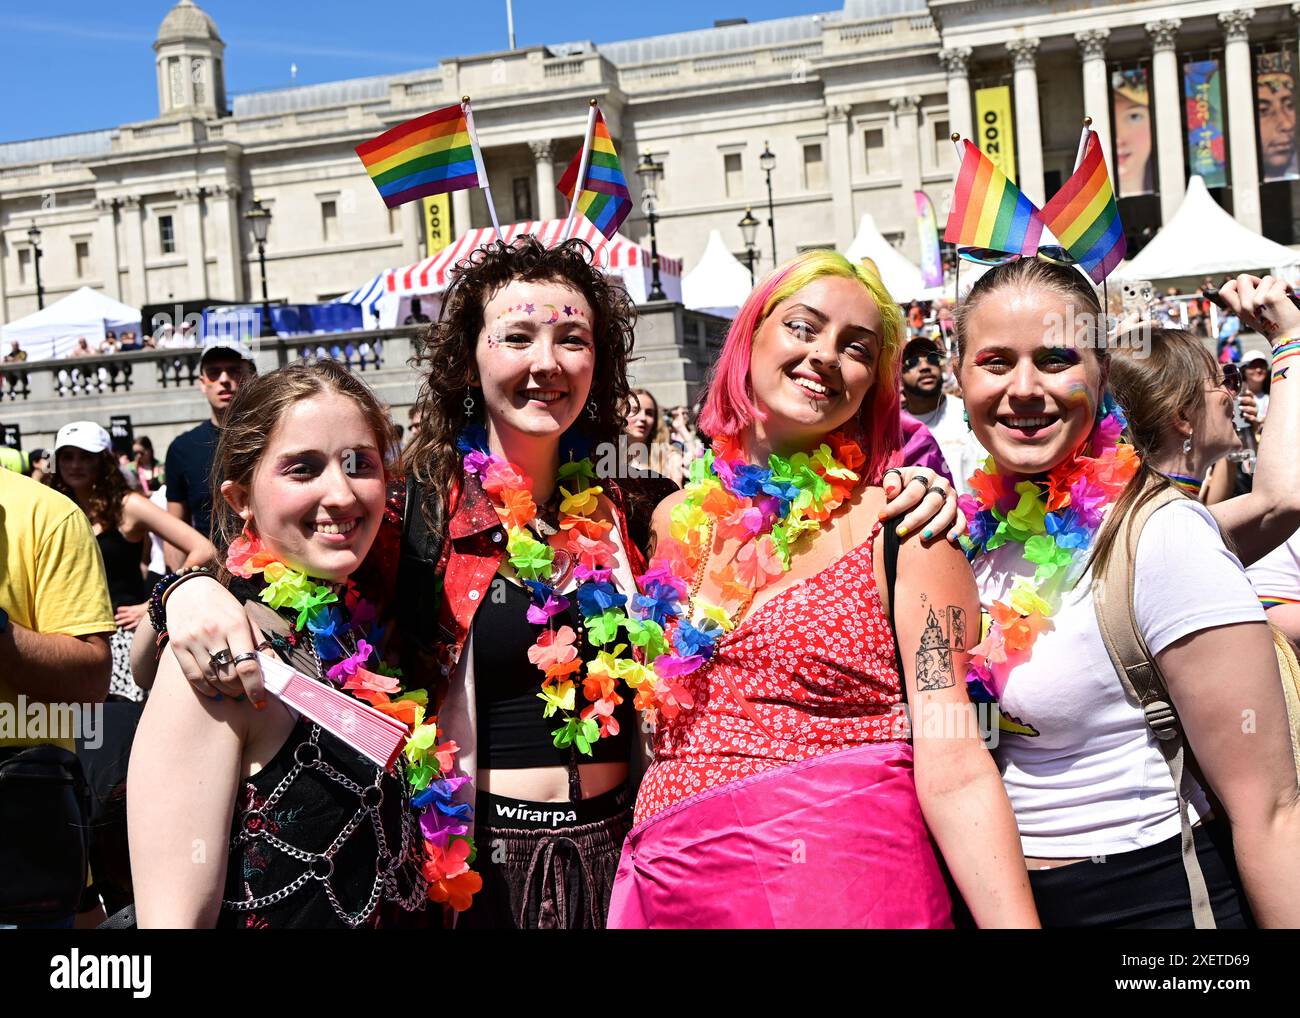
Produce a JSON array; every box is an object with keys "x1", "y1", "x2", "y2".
[{"x1": 634, "y1": 521, "x2": 909, "y2": 825}]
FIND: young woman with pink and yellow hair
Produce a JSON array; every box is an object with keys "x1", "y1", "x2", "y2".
[{"x1": 607, "y1": 251, "x2": 1037, "y2": 928}]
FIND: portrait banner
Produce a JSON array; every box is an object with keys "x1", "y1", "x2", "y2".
[
  {"x1": 974, "y1": 85, "x2": 1016, "y2": 183},
  {"x1": 1111, "y1": 66, "x2": 1153, "y2": 197},
  {"x1": 1183, "y1": 59, "x2": 1227, "y2": 188},
  {"x1": 1257, "y1": 48, "x2": 1299, "y2": 182}
]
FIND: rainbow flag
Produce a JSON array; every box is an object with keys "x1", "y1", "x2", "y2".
[
  {"x1": 1260, "y1": 595, "x2": 1300, "y2": 610},
  {"x1": 557, "y1": 109, "x2": 632, "y2": 239},
  {"x1": 944, "y1": 139, "x2": 1043, "y2": 256},
  {"x1": 1040, "y1": 129, "x2": 1127, "y2": 284},
  {"x1": 355, "y1": 103, "x2": 486, "y2": 209}
]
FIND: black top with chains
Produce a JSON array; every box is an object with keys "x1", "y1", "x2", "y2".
[{"x1": 216, "y1": 583, "x2": 428, "y2": 929}]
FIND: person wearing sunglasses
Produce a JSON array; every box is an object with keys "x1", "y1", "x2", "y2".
[
  {"x1": 164, "y1": 344, "x2": 256, "y2": 559},
  {"x1": 900, "y1": 335, "x2": 987, "y2": 496}
]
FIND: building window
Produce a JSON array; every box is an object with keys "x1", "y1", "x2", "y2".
[
  {"x1": 75, "y1": 240, "x2": 90, "y2": 278},
  {"x1": 724, "y1": 152, "x2": 743, "y2": 198},
  {"x1": 321, "y1": 199, "x2": 338, "y2": 242},
  {"x1": 192, "y1": 58, "x2": 206, "y2": 105},
  {"x1": 17, "y1": 248, "x2": 30, "y2": 286},
  {"x1": 169, "y1": 57, "x2": 184, "y2": 108},
  {"x1": 802, "y1": 143, "x2": 825, "y2": 190},
  {"x1": 932, "y1": 118, "x2": 950, "y2": 165},
  {"x1": 864, "y1": 128, "x2": 889, "y2": 176},
  {"x1": 512, "y1": 177, "x2": 533, "y2": 221},
  {"x1": 159, "y1": 214, "x2": 176, "y2": 254}
]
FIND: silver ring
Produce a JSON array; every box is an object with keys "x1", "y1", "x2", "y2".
[
  {"x1": 232, "y1": 651, "x2": 259, "y2": 666},
  {"x1": 209, "y1": 648, "x2": 234, "y2": 669}
]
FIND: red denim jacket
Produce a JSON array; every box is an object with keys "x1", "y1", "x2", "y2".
[{"x1": 427, "y1": 472, "x2": 649, "y2": 701}]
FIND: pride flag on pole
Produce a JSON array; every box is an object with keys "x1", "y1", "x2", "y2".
[
  {"x1": 1040, "y1": 129, "x2": 1126, "y2": 284},
  {"x1": 943, "y1": 138, "x2": 1043, "y2": 255},
  {"x1": 355, "y1": 102, "x2": 487, "y2": 209},
  {"x1": 557, "y1": 107, "x2": 632, "y2": 240}
]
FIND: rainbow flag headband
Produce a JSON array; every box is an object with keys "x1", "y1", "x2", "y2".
[
  {"x1": 956, "y1": 394, "x2": 1140, "y2": 724},
  {"x1": 225, "y1": 533, "x2": 482, "y2": 913},
  {"x1": 945, "y1": 122, "x2": 1126, "y2": 286}
]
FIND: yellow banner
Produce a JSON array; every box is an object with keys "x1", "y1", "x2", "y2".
[
  {"x1": 974, "y1": 85, "x2": 1017, "y2": 183},
  {"x1": 422, "y1": 194, "x2": 452, "y2": 255}
]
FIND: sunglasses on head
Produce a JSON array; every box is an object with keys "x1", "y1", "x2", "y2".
[
  {"x1": 958, "y1": 245, "x2": 1077, "y2": 267},
  {"x1": 903, "y1": 352, "x2": 944, "y2": 371},
  {"x1": 1220, "y1": 362, "x2": 1242, "y2": 396}
]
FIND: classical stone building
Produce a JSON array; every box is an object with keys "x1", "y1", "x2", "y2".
[{"x1": 2, "y1": 0, "x2": 1297, "y2": 328}]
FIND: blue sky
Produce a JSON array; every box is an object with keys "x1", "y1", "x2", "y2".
[{"x1": 0, "y1": 1, "x2": 837, "y2": 142}]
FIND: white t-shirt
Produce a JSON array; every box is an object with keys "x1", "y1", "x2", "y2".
[
  {"x1": 908, "y1": 393, "x2": 989, "y2": 496},
  {"x1": 974, "y1": 499, "x2": 1265, "y2": 857},
  {"x1": 1246, "y1": 526, "x2": 1300, "y2": 605}
]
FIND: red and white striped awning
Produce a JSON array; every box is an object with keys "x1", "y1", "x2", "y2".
[{"x1": 384, "y1": 218, "x2": 683, "y2": 304}]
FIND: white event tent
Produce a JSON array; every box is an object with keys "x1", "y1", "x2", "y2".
[
  {"x1": 843, "y1": 214, "x2": 941, "y2": 302},
  {"x1": 2, "y1": 286, "x2": 142, "y2": 361},
  {"x1": 681, "y1": 230, "x2": 754, "y2": 318},
  {"x1": 1115, "y1": 176, "x2": 1300, "y2": 282},
  {"x1": 379, "y1": 218, "x2": 683, "y2": 307}
]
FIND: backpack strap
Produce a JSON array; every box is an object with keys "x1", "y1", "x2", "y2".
[{"x1": 1092, "y1": 484, "x2": 1215, "y2": 929}]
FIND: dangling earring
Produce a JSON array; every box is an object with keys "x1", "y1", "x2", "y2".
[
  {"x1": 587, "y1": 399, "x2": 598, "y2": 420},
  {"x1": 463, "y1": 390, "x2": 476, "y2": 418},
  {"x1": 1182, "y1": 435, "x2": 1193, "y2": 456},
  {"x1": 962, "y1": 408, "x2": 971, "y2": 430}
]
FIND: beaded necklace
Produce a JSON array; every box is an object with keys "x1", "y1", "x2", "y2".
[
  {"x1": 226, "y1": 529, "x2": 481, "y2": 912},
  {"x1": 958, "y1": 396, "x2": 1139, "y2": 706}
]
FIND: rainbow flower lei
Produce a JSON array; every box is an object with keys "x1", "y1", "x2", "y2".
[
  {"x1": 226, "y1": 530, "x2": 482, "y2": 912},
  {"x1": 628, "y1": 429, "x2": 867, "y2": 725},
  {"x1": 957, "y1": 395, "x2": 1139, "y2": 706},
  {"x1": 457, "y1": 426, "x2": 654, "y2": 753}
]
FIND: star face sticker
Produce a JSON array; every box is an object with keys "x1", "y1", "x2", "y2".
[
  {"x1": 562, "y1": 305, "x2": 575, "y2": 316},
  {"x1": 524, "y1": 303, "x2": 536, "y2": 314}
]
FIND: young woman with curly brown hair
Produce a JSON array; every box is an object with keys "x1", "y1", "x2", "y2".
[{"x1": 148, "y1": 236, "x2": 960, "y2": 928}]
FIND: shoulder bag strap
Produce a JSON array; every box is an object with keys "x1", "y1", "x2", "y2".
[{"x1": 1093, "y1": 485, "x2": 1215, "y2": 928}]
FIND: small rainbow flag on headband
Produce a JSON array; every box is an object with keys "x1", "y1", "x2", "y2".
[
  {"x1": 355, "y1": 102, "x2": 487, "y2": 209},
  {"x1": 1040, "y1": 128, "x2": 1127, "y2": 284},
  {"x1": 944, "y1": 139, "x2": 1044, "y2": 256},
  {"x1": 557, "y1": 108, "x2": 632, "y2": 240}
]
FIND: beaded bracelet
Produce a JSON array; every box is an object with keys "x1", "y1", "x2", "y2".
[{"x1": 146, "y1": 565, "x2": 215, "y2": 634}]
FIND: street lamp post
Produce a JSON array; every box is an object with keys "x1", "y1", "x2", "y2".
[
  {"x1": 635, "y1": 152, "x2": 667, "y2": 301},
  {"x1": 26, "y1": 224, "x2": 44, "y2": 310},
  {"x1": 738, "y1": 207, "x2": 760, "y2": 285},
  {"x1": 759, "y1": 141, "x2": 777, "y2": 268},
  {"x1": 244, "y1": 197, "x2": 273, "y2": 338}
]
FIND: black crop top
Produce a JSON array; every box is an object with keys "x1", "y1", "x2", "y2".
[{"x1": 473, "y1": 574, "x2": 634, "y2": 769}]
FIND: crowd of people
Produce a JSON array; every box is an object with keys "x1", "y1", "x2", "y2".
[{"x1": 2, "y1": 235, "x2": 1298, "y2": 931}]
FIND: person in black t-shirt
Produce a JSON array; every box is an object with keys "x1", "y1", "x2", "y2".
[{"x1": 164, "y1": 344, "x2": 253, "y2": 556}]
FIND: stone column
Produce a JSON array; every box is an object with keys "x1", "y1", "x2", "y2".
[
  {"x1": 1007, "y1": 38, "x2": 1045, "y2": 205},
  {"x1": 206, "y1": 184, "x2": 243, "y2": 301},
  {"x1": 827, "y1": 103, "x2": 855, "y2": 250},
  {"x1": 530, "y1": 139, "x2": 558, "y2": 221},
  {"x1": 1076, "y1": 29, "x2": 1113, "y2": 173},
  {"x1": 452, "y1": 189, "x2": 472, "y2": 238},
  {"x1": 94, "y1": 198, "x2": 122, "y2": 300},
  {"x1": 1146, "y1": 19, "x2": 1185, "y2": 224},
  {"x1": 891, "y1": 95, "x2": 924, "y2": 261},
  {"x1": 1221, "y1": 8, "x2": 1261, "y2": 233},
  {"x1": 121, "y1": 196, "x2": 148, "y2": 307},
  {"x1": 178, "y1": 187, "x2": 209, "y2": 298},
  {"x1": 939, "y1": 48, "x2": 974, "y2": 148}
]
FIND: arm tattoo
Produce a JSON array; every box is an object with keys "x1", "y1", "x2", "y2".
[{"x1": 914, "y1": 605, "x2": 957, "y2": 691}]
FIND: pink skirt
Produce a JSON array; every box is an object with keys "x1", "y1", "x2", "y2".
[{"x1": 608, "y1": 741, "x2": 953, "y2": 929}]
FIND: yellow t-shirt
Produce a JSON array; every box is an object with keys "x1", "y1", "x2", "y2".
[{"x1": 0, "y1": 470, "x2": 114, "y2": 750}]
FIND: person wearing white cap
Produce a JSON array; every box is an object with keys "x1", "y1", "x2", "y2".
[
  {"x1": 1242, "y1": 350, "x2": 1271, "y2": 422},
  {"x1": 48, "y1": 421, "x2": 214, "y2": 701},
  {"x1": 164, "y1": 343, "x2": 255, "y2": 559}
]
